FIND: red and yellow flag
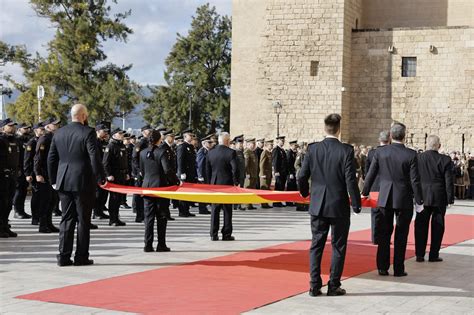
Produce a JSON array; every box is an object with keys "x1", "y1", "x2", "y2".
[{"x1": 101, "y1": 182, "x2": 378, "y2": 208}]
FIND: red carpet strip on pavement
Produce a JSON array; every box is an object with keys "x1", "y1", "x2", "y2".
[{"x1": 17, "y1": 214, "x2": 474, "y2": 315}]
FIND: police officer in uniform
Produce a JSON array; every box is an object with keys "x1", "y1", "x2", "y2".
[
  {"x1": 259, "y1": 139, "x2": 273, "y2": 209},
  {"x1": 234, "y1": 135, "x2": 245, "y2": 210},
  {"x1": 13, "y1": 123, "x2": 33, "y2": 219},
  {"x1": 103, "y1": 128, "x2": 129, "y2": 226},
  {"x1": 286, "y1": 140, "x2": 299, "y2": 207},
  {"x1": 92, "y1": 123, "x2": 110, "y2": 219},
  {"x1": 255, "y1": 139, "x2": 264, "y2": 189},
  {"x1": 196, "y1": 135, "x2": 213, "y2": 215},
  {"x1": 34, "y1": 117, "x2": 61, "y2": 233},
  {"x1": 243, "y1": 138, "x2": 258, "y2": 210},
  {"x1": 272, "y1": 136, "x2": 288, "y2": 207},
  {"x1": 132, "y1": 125, "x2": 153, "y2": 222},
  {"x1": 24, "y1": 122, "x2": 45, "y2": 225},
  {"x1": 176, "y1": 129, "x2": 197, "y2": 217},
  {"x1": 0, "y1": 118, "x2": 20, "y2": 237},
  {"x1": 141, "y1": 130, "x2": 179, "y2": 252},
  {"x1": 295, "y1": 142, "x2": 309, "y2": 211}
]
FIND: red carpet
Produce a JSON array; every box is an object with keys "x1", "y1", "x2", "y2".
[{"x1": 17, "y1": 214, "x2": 474, "y2": 314}]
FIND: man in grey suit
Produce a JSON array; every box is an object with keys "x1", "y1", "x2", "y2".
[{"x1": 48, "y1": 104, "x2": 104, "y2": 266}]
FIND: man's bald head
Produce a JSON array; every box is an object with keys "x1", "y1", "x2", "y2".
[{"x1": 71, "y1": 104, "x2": 88, "y2": 124}]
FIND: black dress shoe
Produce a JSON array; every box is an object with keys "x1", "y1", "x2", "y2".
[
  {"x1": 57, "y1": 259, "x2": 73, "y2": 267},
  {"x1": 31, "y1": 218, "x2": 39, "y2": 225},
  {"x1": 378, "y1": 270, "x2": 389, "y2": 276},
  {"x1": 109, "y1": 220, "x2": 126, "y2": 226},
  {"x1": 135, "y1": 218, "x2": 144, "y2": 223},
  {"x1": 309, "y1": 288, "x2": 322, "y2": 297},
  {"x1": 93, "y1": 213, "x2": 110, "y2": 219},
  {"x1": 393, "y1": 271, "x2": 408, "y2": 277},
  {"x1": 6, "y1": 229, "x2": 17, "y2": 237},
  {"x1": 246, "y1": 206, "x2": 257, "y2": 210},
  {"x1": 167, "y1": 216, "x2": 175, "y2": 221},
  {"x1": 89, "y1": 223, "x2": 98, "y2": 230},
  {"x1": 273, "y1": 203, "x2": 283, "y2": 208},
  {"x1": 429, "y1": 257, "x2": 443, "y2": 262},
  {"x1": 74, "y1": 259, "x2": 94, "y2": 266},
  {"x1": 327, "y1": 287, "x2": 346, "y2": 296},
  {"x1": 416, "y1": 256, "x2": 425, "y2": 262},
  {"x1": 187, "y1": 212, "x2": 196, "y2": 217},
  {"x1": 48, "y1": 225, "x2": 60, "y2": 233},
  {"x1": 261, "y1": 205, "x2": 273, "y2": 209},
  {"x1": 39, "y1": 227, "x2": 52, "y2": 233},
  {"x1": 0, "y1": 230, "x2": 9, "y2": 238},
  {"x1": 156, "y1": 245, "x2": 171, "y2": 252},
  {"x1": 222, "y1": 235, "x2": 235, "y2": 241},
  {"x1": 144, "y1": 245, "x2": 154, "y2": 252},
  {"x1": 211, "y1": 235, "x2": 219, "y2": 241},
  {"x1": 14, "y1": 212, "x2": 32, "y2": 219},
  {"x1": 198, "y1": 210, "x2": 211, "y2": 215}
]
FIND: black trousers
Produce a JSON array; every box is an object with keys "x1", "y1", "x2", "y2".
[
  {"x1": 30, "y1": 185, "x2": 40, "y2": 221},
  {"x1": 143, "y1": 197, "x2": 168, "y2": 247},
  {"x1": 286, "y1": 176, "x2": 297, "y2": 206},
  {"x1": 93, "y1": 186, "x2": 108, "y2": 215},
  {"x1": 309, "y1": 215, "x2": 350, "y2": 290},
  {"x1": 377, "y1": 207, "x2": 413, "y2": 273},
  {"x1": 415, "y1": 206, "x2": 446, "y2": 259},
  {"x1": 37, "y1": 182, "x2": 53, "y2": 228},
  {"x1": 370, "y1": 207, "x2": 382, "y2": 245},
  {"x1": 108, "y1": 191, "x2": 123, "y2": 223},
  {"x1": 211, "y1": 204, "x2": 233, "y2": 237},
  {"x1": 133, "y1": 179, "x2": 144, "y2": 218},
  {"x1": 57, "y1": 190, "x2": 94, "y2": 261},
  {"x1": 0, "y1": 177, "x2": 15, "y2": 230},
  {"x1": 273, "y1": 175, "x2": 287, "y2": 206},
  {"x1": 13, "y1": 175, "x2": 28, "y2": 213}
]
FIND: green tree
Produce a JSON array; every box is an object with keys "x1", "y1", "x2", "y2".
[
  {"x1": 144, "y1": 3, "x2": 231, "y2": 136},
  {"x1": 2, "y1": 0, "x2": 140, "y2": 124}
]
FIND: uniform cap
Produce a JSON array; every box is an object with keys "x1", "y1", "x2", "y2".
[
  {"x1": 289, "y1": 140, "x2": 298, "y2": 145},
  {"x1": 0, "y1": 118, "x2": 17, "y2": 127},
  {"x1": 33, "y1": 122, "x2": 44, "y2": 129},
  {"x1": 256, "y1": 138, "x2": 265, "y2": 142},
  {"x1": 18, "y1": 123, "x2": 31, "y2": 129},
  {"x1": 43, "y1": 117, "x2": 61, "y2": 126},
  {"x1": 95, "y1": 123, "x2": 110, "y2": 132},
  {"x1": 163, "y1": 129, "x2": 175, "y2": 136},
  {"x1": 276, "y1": 135, "x2": 286, "y2": 140},
  {"x1": 111, "y1": 128, "x2": 124, "y2": 135},
  {"x1": 141, "y1": 124, "x2": 153, "y2": 132},
  {"x1": 182, "y1": 129, "x2": 193, "y2": 135}
]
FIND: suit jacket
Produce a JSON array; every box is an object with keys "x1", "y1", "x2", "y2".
[
  {"x1": 206, "y1": 145, "x2": 238, "y2": 186},
  {"x1": 364, "y1": 145, "x2": 386, "y2": 192},
  {"x1": 34, "y1": 132, "x2": 53, "y2": 181},
  {"x1": 298, "y1": 138, "x2": 361, "y2": 218},
  {"x1": 417, "y1": 150, "x2": 454, "y2": 207},
  {"x1": 196, "y1": 146, "x2": 209, "y2": 183},
  {"x1": 132, "y1": 137, "x2": 148, "y2": 179},
  {"x1": 177, "y1": 141, "x2": 197, "y2": 182},
  {"x1": 362, "y1": 143, "x2": 423, "y2": 209},
  {"x1": 140, "y1": 142, "x2": 179, "y2": 188},
  {"x1": 47, "y1": 122, "x2": 104, "y2": 192}
]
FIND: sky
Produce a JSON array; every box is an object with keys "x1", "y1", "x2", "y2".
[{"x1": 0, "y1": 0, "x2": 232, "y2": 85}]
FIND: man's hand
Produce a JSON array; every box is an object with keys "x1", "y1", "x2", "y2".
[
  {"x1": 107, "y1": 176, "x2": 115, "y2": 182},
  {"x1": 198, "y1": 177, "x2": 204, "y2": 182},
  {"x1": 352, "y1": 206, "x2": 361, "y2": 214},
  {"x1": 245, "y1": 174, "x2": 250, "y2": 179},
  {"x1": 260, "y1": 175, "x2": 266, "y2": 179},
  {"x1": 274, "y1": 172, "x2": 280, "y2": 177},
  {"x1": 361, "y1": 194, "x2": 369, "y2": 199},
  {"x1": 180, "y1": 174, "x2": 187, "y2": 180},
  {"x1": 36, "y1": 175, "x2": 45, "y2": 183},
  {"x1": 289, "y1": 174, "x2": 295, "y2": 179},
  {"x1": 26, "y1": 176, "x2": 33, "y2": 183}
]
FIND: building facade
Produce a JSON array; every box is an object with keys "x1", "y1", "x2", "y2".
[{"x1": 230, "y1": 0, "x2": 474, "y2": 151}]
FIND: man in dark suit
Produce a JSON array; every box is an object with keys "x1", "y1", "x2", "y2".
[
  {"x1": 365, "y1": 131, "x2": 390, "y2": 244},
  {"x1": 206, "y1": 132, "x2": 239, "y2": 241},
  {"x1": 177, "y1": 129, "x2": 197, "y2": 217},
  {"x1": 272, "y1": 136, "x2": 288, "y2": 207},
  {"x1": 298, "y1": 114, "x2": 361, "y2": 297},
  {"x1": 415, "y1": 135, "x2": 454, "y2": 262},
  {"x1": 48, "y1": 104, "x2": 104, "y2": 266},
  {"x1": 362, "y1": 122, "x2": 423, "y2": 277}
]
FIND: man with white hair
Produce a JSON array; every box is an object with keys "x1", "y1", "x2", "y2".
[
  {"x1": 48, "y1": 104, "x2": 104, "y2": 266},
  {"x1": 415, "y1": 135, "x2": 454, "y2": 262},
  {"x1": 206, "y1": 132, "x2": 239, "y2": 241}
]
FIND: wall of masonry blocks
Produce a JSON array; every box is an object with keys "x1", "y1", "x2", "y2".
[{"x1": 350, "y1": 27, "x2": 474, "y2": 151}]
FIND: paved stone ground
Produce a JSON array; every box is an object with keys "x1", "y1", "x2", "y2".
[{"x1": 1, "y1": 197, "x2": 473, "y2": 314}]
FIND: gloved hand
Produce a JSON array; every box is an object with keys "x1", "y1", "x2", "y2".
[
  {"x1": 352, "y1": 206, "x2": 361, "y2": 214},
  {"x1": 180, "y1": 174, "x2": 187, "y2": 180}
]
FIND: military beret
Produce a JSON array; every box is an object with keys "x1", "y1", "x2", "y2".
[
  {"x1": 18, "y1": 123, "x2": 31, "y2": 129},
  {"x1": 0, "y1": 118, "x2": 17, "y2": 128},
  {"x1": 141, "y1": 124, "x2": 153, "y2": 131},
  {"x1": 276, "y1": 136, "x2": 286, "y2": 140},
  {"x1": 43, "y1": 117, "x2": 61, "y2": 126}
]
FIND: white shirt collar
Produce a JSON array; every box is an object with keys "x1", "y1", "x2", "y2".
[{"x1": 325, "y1": 135, "x2": 339, "y2": 140}]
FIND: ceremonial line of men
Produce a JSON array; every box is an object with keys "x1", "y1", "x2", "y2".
[{"x1": 0, "y1": 105, "x2": 455, "y2": 291}]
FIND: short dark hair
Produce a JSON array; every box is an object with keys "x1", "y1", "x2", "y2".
[
  {"x1": 149, "y1": 129, "x2": 162, "y2": 147},
  {"x1": 390, "y1": 122, "x2": 406, "y2": 141},
  {"x1": 324, "y1": 113, "x2": 341, "y2": 135}
]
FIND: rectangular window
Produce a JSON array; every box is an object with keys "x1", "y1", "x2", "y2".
[
  {"x1": 402, "y1": 57, "x2": 417, "y2": 77},
  {"x1": 310, "y1": 61, "x2": 319, "y2": 76}
]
